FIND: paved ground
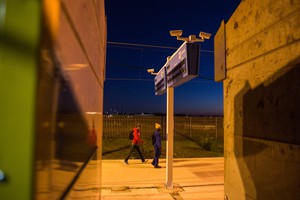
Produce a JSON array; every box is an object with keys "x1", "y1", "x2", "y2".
[{"x1": 101, "y1": 157, "x2": 224, "y2": 199}]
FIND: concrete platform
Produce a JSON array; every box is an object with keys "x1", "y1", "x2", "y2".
[{"x1": 101, "y1": 157, "x2": 224, "y2": 199}]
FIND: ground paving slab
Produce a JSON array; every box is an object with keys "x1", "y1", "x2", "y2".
[{"x1": 101, "y1": 157, "x2": 224, "y2": 199}]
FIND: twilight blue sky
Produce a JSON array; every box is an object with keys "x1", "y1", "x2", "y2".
[{"x1": 104, "y1": 0, "x2": 241, "y2": 116}]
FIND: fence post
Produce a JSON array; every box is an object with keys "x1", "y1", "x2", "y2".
[
  {"x1": 215, "y1": 117, "x2": 218, "y2": 140},
  {"x1": 189, "y1": 116, "x2": 192, "y2": 139}
]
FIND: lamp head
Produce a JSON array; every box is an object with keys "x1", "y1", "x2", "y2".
[
  {"x1": 147, "y1": 68, "x2": 155, "y2": 73},
  {"x1": 169, "y1": 30, "x2": 183, "y2": 37},
  {"x1": 199, "y1": 32, "x2": 211, "y2": 40}
]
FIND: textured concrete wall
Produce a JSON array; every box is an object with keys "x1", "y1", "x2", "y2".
[{"x1": 223, "y1": 0, "x2": 300, "y2": 199}]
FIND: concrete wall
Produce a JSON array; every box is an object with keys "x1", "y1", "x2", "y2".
[{"x1": 223, "y1": 0, "x2": 300, "y2": 199}]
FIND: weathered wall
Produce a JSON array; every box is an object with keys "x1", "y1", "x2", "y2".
[{"x1": 223, "y1": 0, "x2": 300, "y2": 199}]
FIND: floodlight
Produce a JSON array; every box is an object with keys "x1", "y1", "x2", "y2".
[
  {"x1": 147, "y1": 68, "x2": 155, "y2": 73},
  {"x1": 169, "y1": 30, "x2": 182, "y2": 37},
  {"x1": 199, "y1": 32, "x2": 211, "y2": 40}
]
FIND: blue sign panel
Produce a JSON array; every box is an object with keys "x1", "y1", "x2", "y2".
[
  {"x1": 166, "y1": 42, "x2": 200, "y2": 88},
  {"x1": 154, "y1": 66, "x2": 167, "y2": 95}
]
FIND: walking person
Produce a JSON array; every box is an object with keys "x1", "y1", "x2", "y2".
[
  {"x1": 151, "y1": 123, "x2": 162, "y2": 168},
  {"x1": 124, "y1": 124, "x2": 147, "y2": 165}
]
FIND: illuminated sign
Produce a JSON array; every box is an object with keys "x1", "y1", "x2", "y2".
[
  {"x1": 166, "y1": 42, "x2": 199, "y2": 88},
  {"x1": 154, "y1": 66, "x2": 167, "y2": 95}
]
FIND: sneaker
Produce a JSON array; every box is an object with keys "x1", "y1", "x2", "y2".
[
  {"x1": 154, "y1": 165, "x2": 161, "y2": 168},
  {"x1": 124, "y1": 160, "x2": 129, "y2": 165},
  {"x1": 142, "y1": 160, "x2": 148, "y2": 164}
]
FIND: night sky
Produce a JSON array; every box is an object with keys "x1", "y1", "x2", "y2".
[{"x1": 104, "y1": 0, "x2": 241, "y2": 116}]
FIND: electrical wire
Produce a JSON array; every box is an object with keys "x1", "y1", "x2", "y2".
[
  {"x1": 107, "y1": 41, "x2": 214, "y2": 53},
  {"x1": 105, "y1": 41, "x2": 215, "y2": 82}
]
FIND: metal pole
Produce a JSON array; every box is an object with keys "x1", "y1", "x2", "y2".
[{"x1": 166, "y1": 86, "x2": 174, "y2": 188}]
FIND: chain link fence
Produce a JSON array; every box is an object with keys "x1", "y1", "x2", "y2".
[{"x1": 103, "y1": 115, "x2": 223, "y2": 144}]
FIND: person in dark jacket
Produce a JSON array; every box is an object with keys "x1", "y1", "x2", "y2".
[
  {"x1": 124, "y1": 124, "x2": 147, "y2": 165},
  {"x1": 151, "y1": 123, "x2": 162, "y2": 168}
]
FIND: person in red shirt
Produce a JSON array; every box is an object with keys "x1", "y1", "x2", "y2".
[{"x1": 124, "y1": 124, "x2": 147, "y2": 165}]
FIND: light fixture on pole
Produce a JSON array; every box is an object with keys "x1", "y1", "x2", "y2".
[
  {"x1": 170, "y1": 30, "x2": 211, "y2": 43},
  {"x1": 148, "y1": 30, "x2": 211, "y2": 189},
  {"x1": 147, "y1": 68, "x2": 158, "y2": 76}
]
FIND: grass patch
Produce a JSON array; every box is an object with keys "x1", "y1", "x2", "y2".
[{"x1": 102, "y1": 134, "x2": 223, "y2": 159}]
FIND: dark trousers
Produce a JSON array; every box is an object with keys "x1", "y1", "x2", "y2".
[
  {"x1": 124, "y1": 144, "x2": 145, "y2": 162},
  {"x1": 152, "y1": 145, "x2": 161, "y2": 167}
]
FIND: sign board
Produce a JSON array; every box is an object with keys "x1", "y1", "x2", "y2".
[
  {"x1": 214, "y1": 20, "x2": 226, "y2": 82},
  {"x1": 154, "y1": 66, "x2": 167, "y2": 95},
  {"x1": 166, "y1": 42, "x2": 200, "y2": 88}
]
